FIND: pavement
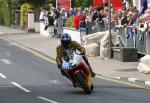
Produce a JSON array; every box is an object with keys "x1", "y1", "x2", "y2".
[{"x1": 0, "y1": 25, "x2": 150, "y2": 88}]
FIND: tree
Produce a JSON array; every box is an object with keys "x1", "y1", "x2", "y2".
[
  {"x1": 0, "y1": 0, "x2": 12, "y2": 25},
  {"x1": 75, "y1": 0, "x2": 92, "y2": 9},
  {"x1": 0, "y1": 0, "x2": 56, "y2": 25}
]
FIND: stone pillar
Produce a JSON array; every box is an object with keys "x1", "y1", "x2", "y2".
[
  {"x1": 14, "y1": 10, "x2": 20, "y2": 29},
  {"x1": 28, "y1": 10, "x2": 35, "y2": 32}
]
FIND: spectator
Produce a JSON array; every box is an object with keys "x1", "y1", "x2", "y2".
[
  {"x1": 132, "y1": 6, "x2": 141, "y2": 16},
  {"x1": 46, "y1": 7, "x2": 55, "y2": 38},
  {"x1": 142, "y1": 9, "x2": 150, "y2": 32},
  {"x1": 88, "y1": 6, "x2": 94, "y2": 16},
  {"x1": 121, "y1": 11, "x2": 129, "y2": 25},
  {"x1": 60, "y1": 8, "x2": 68, "y2": 26},
  {"x1": 79, "y1": 10, "x2": 87, "y2": 28},
  {"x1": 97, "y1": 8, "x2": 105, "y2": 30},
  {"x1": 53, "y1": 7, "x2": 60, "y2": 36},
  {"x1": 132, "y1": 12, "x2": 139, "y2": 27},
  {"x1": 44, "y1": 7, "x2": 54, "y2": 25},
  {"x1": 69, "y1": 8, "x2": 75, "y2": 17},
  {"x1": 39, "y1": 7, "x2": 46, "y2": 22},
  {"x1": 140, "y1": 0, "x2": 148, "y2": 15},
  {"x1": 122, "y1": 2, "x2": 126, "y2": 11},
  {"x1": 91, "y1": 8, "x2": 99, "y2": 22},
  {"x1": 138, "y1": 17, "x2": 145, "y2": 31},
  {"x1": 74, "y1": 8, "x2": 78, "y2": 16},
  {"x1": 60, "y1": 8, "x2": 68, "y2": 19},
  {"x1": 74, "y1": 11, "x2": 81, "y2": 29},
  {"x1": 98, "y1": 8, "x2": 105, "y2": 23}
]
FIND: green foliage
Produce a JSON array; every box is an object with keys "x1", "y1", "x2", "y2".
[
  {"x1": 126, "y1": 0, "x2": 133, "y2": 4},
  {"x1": 15, "y1": 0, "x2": 46, "y2": 6},
  {"x1": 75, "y1": 0, "x2": 81, "y2": 7},
  {"x1": 75, "y1": 0, "x2": 92, "y2": 9},
  {"x1": 0, "y1": 0, "x2": 12, "y2": 26},
  {"x1": 65, "y1": 17, "x2": 74, "y2": 28},
  {"x1": 0, "y1": 0, "x2": 56, "y2": 25},
  {"x1": 0, "y1": 0, "x2": 56, "y2": 26},
  {"x1": 14, "y1": 0, "x2": 55, "y2": 7},
  {"x1": 46, "y1": 0, "x2": 56, "y2": 7},
  {"x1": 20, "y1": 3, "x2": 32, "y2": 25}
]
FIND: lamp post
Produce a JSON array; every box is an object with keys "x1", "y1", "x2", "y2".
[{"x1": 108, "y1": 0, "x2": 113, "y2": 58}]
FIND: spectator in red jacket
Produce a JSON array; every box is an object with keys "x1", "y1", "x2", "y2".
[
  {"x1": 79, "y1": 10, "x2": 87, "y2": 28},
  {"x1": 74, "y1": 12, "x2": 81, "y2": 29}
]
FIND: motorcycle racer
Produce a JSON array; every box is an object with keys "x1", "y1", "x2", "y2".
[{"x1": 56, "y1": 33, "x2": 95, "y2": 78}]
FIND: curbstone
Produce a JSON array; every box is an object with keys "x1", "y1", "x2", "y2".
[
  {"x1": 114, "y1": 76, "x2": 150, "y2": 88},
  {"x1": 145, "y1": 81, "x2": 150, "y2": 86},
  {"x1": 128, "y1": 78, "x2": 139, "y2": 83}
]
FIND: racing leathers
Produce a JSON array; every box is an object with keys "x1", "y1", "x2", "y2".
[{"x1": 56, "y1": 40, "x2": 95, "y2": 77}]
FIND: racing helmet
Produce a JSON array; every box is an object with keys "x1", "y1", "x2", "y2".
[{"x1": 60, "y1": 33, "x2": 72, "y2": 49}]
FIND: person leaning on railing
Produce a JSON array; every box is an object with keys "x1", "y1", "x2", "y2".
[
  {"x1": 139, "y1": 9, "x2": 150, "y2": 33},
  {"x1": 143, "y1": 20, "x2": 150, "y2": 33}
]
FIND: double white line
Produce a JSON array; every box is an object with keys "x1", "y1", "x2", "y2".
[
  {"x1": 0, "y1": 73, "x2": 7, "y2": 79},
  {"x1": 38, "y1": 96, "x2": 58, "y2": 103},
  {"x1": 11, "y1": 82, "x2": 31, "y2": 93},
  {"x1": 0, "y1": 73, "x2": 31, "y2": 93},
  {"x1": 0, "y1": 73, "x2": 59, "y2": 102}
]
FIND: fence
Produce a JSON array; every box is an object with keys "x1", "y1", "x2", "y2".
[
  {"x1": 115, "y1": 26, "x2": 150, "y2": 55},
  {"x1": 59, "y1": 17, "x2": 150, "y2": 55}
]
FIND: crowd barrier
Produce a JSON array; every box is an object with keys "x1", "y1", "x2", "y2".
[
  {"x1": 61, "y1": 18, "x2": 150, "y2": 55},
  {"x1": 115, "y1": 26, "x2": 150, "y2": 55}
]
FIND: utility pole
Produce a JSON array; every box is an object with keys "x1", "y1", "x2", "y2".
[
  {"x1": 56, "y1": 0, "x2": 58, "y2": 8},
  {"x1": 108, "y1": 0, "x2": 113, "y2": 58}
]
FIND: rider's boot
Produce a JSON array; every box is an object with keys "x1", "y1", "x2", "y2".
[
  {"x1": 88, "y1": 65, "x2": 96, "y2": 78},
  {"x1": 82, "y1": 56, "x2": 96, "y2": 78}
]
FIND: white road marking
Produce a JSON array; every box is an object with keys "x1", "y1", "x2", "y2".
[
  {"x1": 128, "y1": 78, "x2": 139, "y2": 83},
  {"x1": 0, "y1": 59, "x2": 11, "y2": 64},
  {"x1": 0, "y1": 73, "x2": 7, "y2": 79},
  {"x1": 11, "y1": 82, "x2": 31, "y2": 93},
  {"x1": 49, "y1": 80, "x2": 61, "y2": 84},
  {"x1": 145, "y1": 81, "x2": 150, "y2": 86},
  {"x1": 0, "y1": 32, "x2": 4, "y2": 35},
  {"x1": 38, "y1": 96, "x2": 58, "y2": 103},
  {"x1": 114, "y1": 77, "x2": 121, "y2": 79}
]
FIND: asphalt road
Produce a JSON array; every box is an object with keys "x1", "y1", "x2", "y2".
[{"x1": 0, "y1": 38, "x2": 150, "y2": 103}]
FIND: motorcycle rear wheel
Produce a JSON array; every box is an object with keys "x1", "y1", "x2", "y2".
[{"x1": 76, "y1": 72, "x2": 92, "y2": 94}]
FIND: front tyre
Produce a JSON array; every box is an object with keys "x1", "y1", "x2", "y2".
[{"x1": 76, "y1": 72, "x2": 92, "y2": 94}]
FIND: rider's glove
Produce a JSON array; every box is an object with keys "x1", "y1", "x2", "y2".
[
  {"x1": 62, "y1": 62, "x2": 71, "y2": 70},
  {"x1": 57, "y1": 64, "x2": 62, "y2": 69}
]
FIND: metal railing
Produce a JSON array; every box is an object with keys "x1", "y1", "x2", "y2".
[{"x1": 115, "y1": 26, "x2": 150, "y2": 55}]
